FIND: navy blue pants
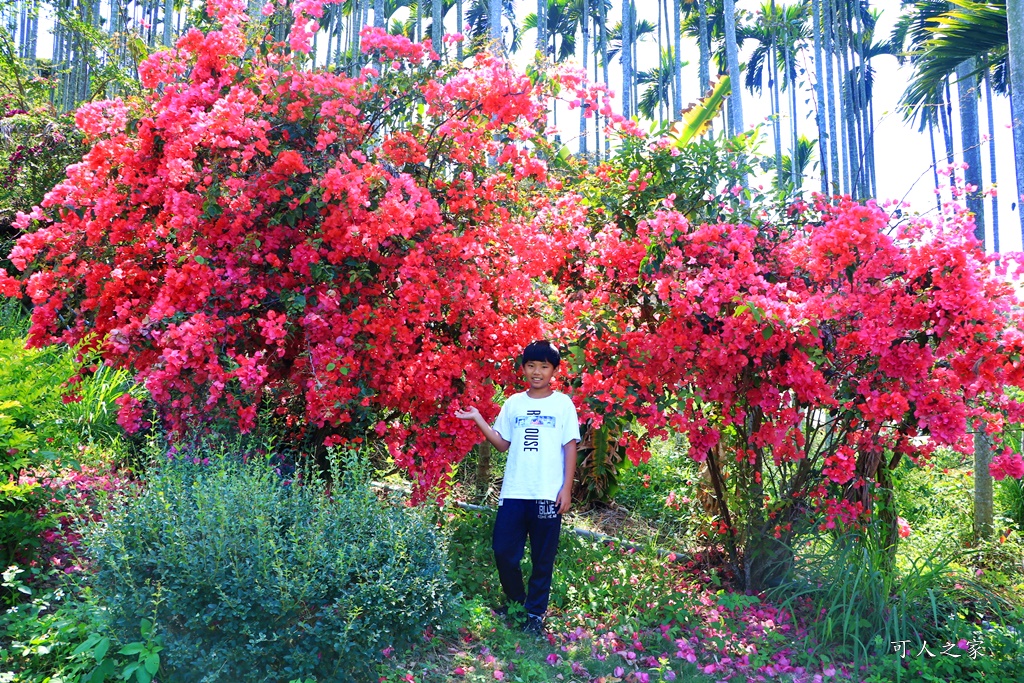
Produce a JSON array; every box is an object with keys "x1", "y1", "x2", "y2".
[{"x1": 492, "y1": 499, "x2": 562, "y2": 617}]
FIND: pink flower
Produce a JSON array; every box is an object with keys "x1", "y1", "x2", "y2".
[
  {"x1": 493, "y1": 671, "x2": 504, "y2": 681},
  {"x1": 897, "y1": 517, "x2": 911, "y2": 538},
  {"x1": 614, "y1": 667, "x2": 625, "y2": 677},
  {"x1": 990, "y1": 453, "x2": 1024, "y2": 481}
]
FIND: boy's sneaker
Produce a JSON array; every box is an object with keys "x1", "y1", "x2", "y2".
[{"x1": 522, "y1": 614, "x2": 545, "y2": 636}]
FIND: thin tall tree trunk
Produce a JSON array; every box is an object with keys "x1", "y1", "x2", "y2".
[
  {"x1": 929, "y1": 118, "x2": 942, "y2": 213},
  {"x1": 957, "y1": 59, "x2": 985, "y2": 244},
  {"x1": 975, "y1": 427, "x2": 993, "y2": 540},
  {"x1": 600, "y1": 0, "x2": 609, "y2": 157},
  {"x1": 984, "y1": 69, "x2": 1000, "y2": 252},
  {"x1": 723, "y1": 0, "x2": 744, "y2": 135},
  {"x1": 432, "y1": 0, "x2": 443, "y2": 54},
  {"x1": 488, "y1": 0, "x2": 501, "y2": 50},
  {"x1": 771, "y1": 28, "x2": 784, "y2": 181},
  {"x1": 456, "y1": 0, "x2": 463, "y2": 59},
  {"x1": 581, "y1": 0, "x2": 589, "y2": 154},
  {"x1": 1007, "y1": 0, "x2": 1024, "y2": 243},
  {"x1": 824, "y1": 0, "x2": 839, "y2": 193},
  {"x1": 673, "y1": 0, "x2": 682, "y2": 117},
  {"x1": 812, "y1": 0, "x2": 828, "y2": 193},
  {"x1": 853, "y1": 4, "x2": 869, "y2": 196},
  {"x1": 837, "y1": 0, "x2": 856, "y2": 195},
  {"x1": 163, "y1": 0, "x2": 173, "y2": 46},
  {"x1": 940, "y1": 82, "x2": 956, "y2": 188},
  {"x1": 632, "y1": 5, "x2": 640, "y2": 113},
  {"x1": 698, "y1": 0, "x2": 709, "y2": 94},
  {"x1": 622, "y1": 0, "x2": 633, "y2": 118},
  {"x1": 375, "y1": 0, "x2": 384, "y2": 28},
  {"x1": 787, "y1": 41, "x2": 799, "y2": 190},
  {"x1": 537, "y1": 0, "x2": 546, "y2": 54}
]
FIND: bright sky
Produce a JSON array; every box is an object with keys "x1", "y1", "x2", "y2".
[
  {"x1": 501, "y1": 0, "x2": 1020, "y2": 253},
  {"x1": 29, "y1": 0, "x2": 1020, "y2": 252}
]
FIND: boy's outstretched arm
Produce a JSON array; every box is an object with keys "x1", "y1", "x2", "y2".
[
  {"x1": 555, "y1": 440, "x2": 577, "y2": 514},
  {"x1": 454, "y1": 407, "x2": 511, "y2": 453}
]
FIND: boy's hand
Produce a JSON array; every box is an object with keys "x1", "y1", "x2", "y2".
[
  {"x1": 454, "y1": 407, "x2": 482, "y2": 421},
  {"x1": 555, "y1": 486, "x2": 572, "y2": 514}
]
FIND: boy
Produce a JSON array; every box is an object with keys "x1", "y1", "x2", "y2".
[{"x1": 455, "y1": 340, "x2": 580, "y2": 635}]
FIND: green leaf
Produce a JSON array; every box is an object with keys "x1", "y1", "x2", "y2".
[
  {"x1": 119, "y1": 643, "x2": 146, "y2": 656},
  {"x1": 94, "y1": 636, "x2": 111, "y2": 662},
  {"x1": 72, "y1": 634, "x2": 102, "y2": 657},
  {"x1": 136, "y1": 666, "x2": 153, "y2": 683},
  {"x1": 762, "y1": 327, "x2": 774, "y2": 341},
  {"x1": 339, "y1": 366, "x2": 350, "y2": 376},
  {"x1": 326, "y1": 363, "x2": 336, "y2": 371},
  {"x1": 194, "y1": 256, "x2": 206, "y2": 265},
  {"x1": 121, "y1": 661, "x2": 140, "y2": 680},
  {"x1": 671, "y1": 75, "x2": 731, "y2": 147},
  {"x1": 144, "y1": 652, "x2": 160, "y2": 675}
]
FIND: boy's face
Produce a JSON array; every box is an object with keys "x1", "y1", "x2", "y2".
[{"x1": 523, "y1": 360, "x2": 556, "y2": 390}]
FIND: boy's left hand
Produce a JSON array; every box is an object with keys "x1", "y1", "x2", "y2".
[{"x1": 555, "y1": 486, "x2": 572, "y2": 514}]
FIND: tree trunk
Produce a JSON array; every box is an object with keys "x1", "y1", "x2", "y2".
[
  {"x1": 600, "y1": 0, "x2": 609, "y2": 157},
  {"x1": 537, "y1": 0, "x2": 546, "y2": 54},
  {"x1": 580, "y1": 0, "x2": 589, "y2": 154},
  {"x1": 812, "y1": 0, "x2": 828, "y2": 192},
  {"x1": 974, "y1": 427, "x2": 993, "y2": 540},
  {"x1": 456, "y1": 0, "x2": 463, "y2": 59},
  {"x1": 787, "y1": 41, "x2": 799, "y2": 190},
  {"x1": 673, "y1": 0, "x2": 682, "y2": 117},
  {"x1": 476, "y1": 441, "x2": 492, "y2": 500},
  {"x1": 985, "y1": 69, "x2": 999, "y2": 253},
  {"x1": 432, "y1": 0, "x2": 443, "y2": 55},
  {"x1": 1007, "y1": 0, "x2": 1024, "y2": 244},
  {"x1": 957, "y1": 59, "x2": 985, "y2": 245},
  {"x1": 824, "y1": 0, "x2": 840, "y2": 193},
  {"x1": 375, "y1": 0, "x2": 385, "y2": 28},
  {"x1": 621, "y1": 0, "x2": 633, "y2": 118},
  {"x1": 698, "y1": 0, "x2": 709, "y2": 95},
  {"x1": 488, "y1": 0, "x2": 502, "y2": 50},
  {"x1": 164, "y1": 0, "x2": 173, "y2": 46},
  {"x1": 723, "y1": 0, "x2": 743, "y2": 135},
  {"x1": 769, "y1": 3, "x2": 784, "y2": 181},
  {"x1": 929, "y1": 118, "x2": 942, "y2": 213}
]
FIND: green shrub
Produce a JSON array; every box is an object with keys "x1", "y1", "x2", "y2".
[
  {"x1": 0, "y1": 338, "x2": 70, "y2": 568},
  {"x1": 0, "y1": 335, "x2": 140, "y2": 570},
  {"x1": 82, "y1": 452, "x2": 453, "y2": 683}
]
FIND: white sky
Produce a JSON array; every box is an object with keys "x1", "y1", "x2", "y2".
[{"x1": 28, "y1": 0, "x2": 1020, "y2": 252}]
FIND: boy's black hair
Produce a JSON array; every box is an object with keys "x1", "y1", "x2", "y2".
[{"x1": 521, "y1": 340, "x2": 560, "y2": 368}]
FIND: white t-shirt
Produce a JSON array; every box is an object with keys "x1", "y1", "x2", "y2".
[{"x1": 493, "y1": 391, "x2": 581, "y2": 502}]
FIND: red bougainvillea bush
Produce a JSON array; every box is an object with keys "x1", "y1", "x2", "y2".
[
  {"x1": 0, "y1": 0, "x2": 627, "y2": 495},
  {"x1": 3, "y1": 0, "x2": 1024, "y2": 589}
]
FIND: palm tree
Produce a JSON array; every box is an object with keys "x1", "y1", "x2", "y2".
[
  {"x1": 900, "y1": 0, "x2": 1008, "y2": 236},
  {"x1": 897, "y1": 0, "x2": 1015, "y2": 539},
  {"x1": 637, "y1": 48, "x2": 676, "y2": 121},
  {"x1": 745, "y1": 1, "x2": 809, "y2": 189}
]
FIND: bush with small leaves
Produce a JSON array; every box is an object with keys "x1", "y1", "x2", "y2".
[{"x1": 82, "y1": 453, "x2": 452, "y2": 682}]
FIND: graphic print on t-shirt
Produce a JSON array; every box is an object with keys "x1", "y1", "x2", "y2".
[{"x1": 517, "y1": 409, "x2": 556, "y2": 453}]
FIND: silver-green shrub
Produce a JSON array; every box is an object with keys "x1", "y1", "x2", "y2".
[{"x1": 82, "y1": 454, "x2": 451, "y2": 682}]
